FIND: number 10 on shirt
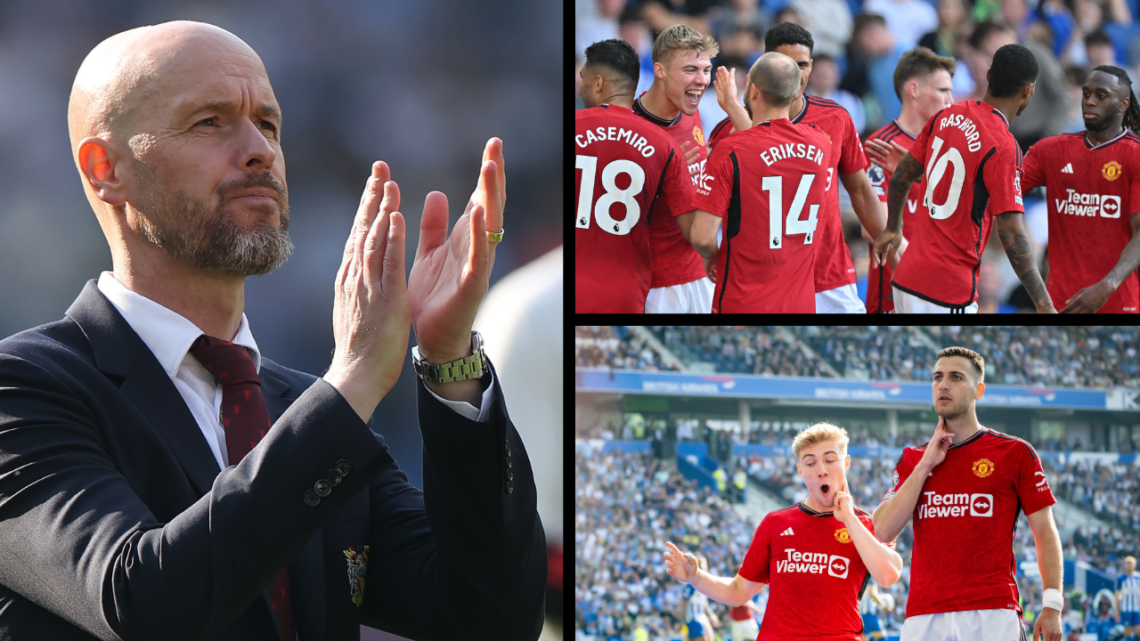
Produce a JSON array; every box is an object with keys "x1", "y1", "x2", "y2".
[{"x1": 763, "y1": 173, "x2": 820, "y2": 249}]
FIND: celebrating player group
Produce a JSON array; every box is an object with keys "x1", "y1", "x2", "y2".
[
  {"x1": 663, "y1": 347, "x2": 1065, "y2": 641},
  {"x1": 575, "y1": 19, "x2": 1140, "y2": 313}
]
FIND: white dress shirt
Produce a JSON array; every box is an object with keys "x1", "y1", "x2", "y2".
[{"x1": 97, "y1": 272, "x2": 490, "y2": 471}]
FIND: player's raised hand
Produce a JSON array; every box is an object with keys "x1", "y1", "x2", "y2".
[
  {"x1": 919, "y1": 417, "x2": 953, "y2": 471},
  {"x1": 713, "y1": 66, "x2": 739, "y2": 113},
  {"x1": 1060, "y1": 280, "x2": 1113, "y2": 313},
  {"x1": 834, "y1": 477, "x2": 856, "y2": 525},
  {"x1": 326, "y1": 161, "x2": 410, "y2": 420},
  {"x1": 1033, "y1": 605, "x2": 1063, "y2": 641},
  {"x1": 664, "y1": 541, "x2": 699, "y2": 584},
  {"x1": 865, "y1": 139, "x2": 908, "y2": 175},
  {"x1": 680, "y1": 141, "x2": 701, "y2": 176},
  {"x1": 408, "y1": 137, "x2": 504, "y2": 367}
]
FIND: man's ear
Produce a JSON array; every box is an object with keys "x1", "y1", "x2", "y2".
[
  {"x1": 77, "y1": 137, "x2": 128, "y2": 207},
  {"x1": 976, "y1": 381, "x2": 986, "y2": 400}
]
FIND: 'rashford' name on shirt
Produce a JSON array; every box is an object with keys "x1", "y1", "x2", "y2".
[
  {"x1": 937, "y1": 114, "x2": 983, "y2": 152},
  {"x1": 760, "y1": 142, "x2": 826, "y2": 167},
  {"x1": 575, "y1": 126, "x2": 657, "y2": 158}
]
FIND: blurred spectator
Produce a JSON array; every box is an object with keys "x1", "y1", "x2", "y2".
[
  {"x1": 774, "y1": 7, "x2": 802, "y2": 25},
  {"x1": 789, "y1": 0, "x2": 853, "y2": 57},
  {"x1": 718, "y1": 24, "x2": 765, "y2": 59},
  {"x1": 654, "y1": 326, "x2": 831, "y2": 377},
  {"x1": 920, "y1": 0, "x2": 975, "y2": 57},
  {"x1": 965, "y1": 21, "x2": 1017, "y2": 99},
  {"x1": 708, "y1": 0, "x2": 772, "y2": 58},
  {"x1": 806, "y1": 54, "x2": 867, "y2": 132},
  {"x1": 577, "y1": 0, "x2": 629, "y2": 60},
  {"x1": 1059, "y1": 0, "x2": 1100, "y2": 66},
  {"x1": 865, "y1": 0, "x2": 939, "y2": 50},
  {"x1": 640, "y1": 0, "x2": 718, "y2": 37},
  {"x1": 1085, "y1": 29, "x2": 1121, "y2": 67},
  {"x1": 1001, "y1": 0, "x2": 1034, "y2": 41},
  {"x1": 844, "y1": 14, "x2": 905, "y2": 127},
  {"x1": 1059, "y1": 65, "x2": 1090, "y2": 131},
  {"x1": 575, "y1": 326, "x2": 681, "y2": 372},
  {"x1": 795, "y1": 326, "x2": 936, "y2": 381},
  {"x1": 619, "y1": 4, "x2": 657, "y2": 59},
  {"x1": 1010, "y1": 21, "x2": 1070, "y2": 149}
]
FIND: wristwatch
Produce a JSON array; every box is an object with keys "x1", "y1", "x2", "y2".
[{"x1": 411, "y1": 331, "x2": 487, "y2": 383}]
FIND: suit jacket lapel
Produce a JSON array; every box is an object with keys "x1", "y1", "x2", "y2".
[{"x1": 66, "y1": 280, "x2": 221, "y2": 496}]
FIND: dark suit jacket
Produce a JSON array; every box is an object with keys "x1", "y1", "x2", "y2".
[{"x1": 0, "y1": 281, "x2": 546, "y2": 640}]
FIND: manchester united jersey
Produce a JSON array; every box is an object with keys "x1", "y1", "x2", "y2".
[
  {"x1": 864, "y1": 120, "x2": 925, "y2": 313},
  {"x1": 1021, "y1": 129, "x2": 1140, "y2": 313},
  {"x1": 708, "y1": 95, "x2": 869, "y2": 294},
  {"x1": 632, "y1": 94, "x2": 709, "y2": 289},
  {"x1": 892, "y1": 100, "x2": 1025, "y2": 308},
  {"x1": 881, "y1": 427, "x2": 1056, "y2": 618},
  {"x1": 740, "y1": 502, "x2": 880, "y2": 641},
  {"x1": 693, "y1": 119, "x2": 832, "y2": 313},
  {"x1": 574, "y1": 105, "x2": 696, "y2": 313}
]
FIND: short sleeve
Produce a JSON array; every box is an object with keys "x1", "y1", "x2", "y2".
[
  {"x1": 692, "y1": 143, "x2": 734, "y2": 218},
  {"x1": 909, "y1": 113, "x2": 938, "y2": 168},
  {"x1": 881, "y1": 450, "x2": 915, "y2": 504},
  {"x1": 738, "y1": 516, "x2": 772, "y2": 583},
  {"x1": 867, "y1": 162, "x2": 889, "y2": 202},
  {"x1": 1021, "y1": 140, "x2": 1046, "y2": 193},
  {"x1": 1017, "y1": 441, "x2": 1057, "y2": 516},
  {"x1": 983, "y1": 140, "x2": 1025, "y2": 216},
  {"x1": 707, "y1": 117, "x2": 734, "y2": 153},
  {"x1": 659, "y1": 139, "x2": 697, "y2": 218},
  {"x1": 838, "y1": 114, "x2": 869, "y2": 175}
]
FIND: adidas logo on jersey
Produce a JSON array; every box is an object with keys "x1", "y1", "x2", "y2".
[
  {"x1": 780, "y1": 528, "x2": 795, "y2": 536},
  {"x1": 776, "y1": 549, "x2": 850, "y2": 579},
  {"x1": 1061, "y1": 163, "x2": 1074, "y2": 174},
  {"x1": 917, "y1": 492, "x2": 993, "y2": 519}
]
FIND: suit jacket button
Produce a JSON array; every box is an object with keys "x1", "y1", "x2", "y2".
[
  {"x1": 326, "y1": 469, "x2": 343, "y2": 486},
  {"x1": 335, "y1": 459, "x2": 352, "y2": 477},
  {"x1": 506, "y1": 480, "x2": 514, "y2": 494},
  {"x1": 314, "y1": 479, "x2": 333, "y2": 497},
  {"x1": 507, "y1": 469, "x2": 513, "y2": 481},
  {"x1": 303, "y1": 489, "x2": 321, "y2": 506}
]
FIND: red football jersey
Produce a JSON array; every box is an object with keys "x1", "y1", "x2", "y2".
[
  {"x1": 693, "y1": 119, "x2": 832, "y2": 313},
  {"x1": 881, "y1": 428, "x2": 1056, "y2": 618},
  {"x1": 892, "y1": 100, "x2": 1025, "y2": 307},
  {"x1": 574, "y1": 105, "x2": 695, "y2": 312},
  {"x1": 631, "y1": 94, "x2": 709, "y2": 289},
  {"x1": 740, "y1": 502, "x2": 880, "y2": 641},
  {"x1": 793, "y1": 95, "x2": 870, "y2": 293},
  {"x1": 864, "y1": 120, "x2": 926, "y2": 313},
  {"x1": 1021, "y1": 129, "x2": 1140, "y2": 313},
  {"x1": 707, "y1": 115, "x2": 736, "y2": 152}
]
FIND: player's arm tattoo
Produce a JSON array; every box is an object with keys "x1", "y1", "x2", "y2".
[
  {"x1": 1101, "y1": 212, "x2": 1140, "y2": 290},
  {"x1": 996, "y1": 212, "x2": 1052, "y2": 309},
  {"x1": 885, "y1": 152, "x2": 922, "y2": 233}
]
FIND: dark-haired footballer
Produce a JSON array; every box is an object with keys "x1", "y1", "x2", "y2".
[
  {"x1": 707, "y1": 22, "x2": 890, "y2": 314},
  {"x1": 1020, "y1": 64, "x2": 1140, "y2": 313},
  {"x1": 575, "y1": 39, "x2": 696, "y2": 313},
  {"x1": 873, "y1": 43, "x2": 1057, "y2": 313}
]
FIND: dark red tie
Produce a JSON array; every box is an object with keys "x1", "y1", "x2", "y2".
[{"x1": 190, "y1": 335, "x2": 295, "y2": 641}]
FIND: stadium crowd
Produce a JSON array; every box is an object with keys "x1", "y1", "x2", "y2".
[
  {"x1": 575, "y1": 445, "x2": 757, "y2": 638},
  {"x1": 1045, "y1": 456, "x2": 1140, "y2": 533},
  {"x1": 576, "y1": 326, "x2": 1140, "y2": 390},
  {"x1": 576, "y1": 326, "x2": 681, "y2": 372}
]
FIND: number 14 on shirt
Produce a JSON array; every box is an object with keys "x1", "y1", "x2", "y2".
[{"x1": 763, "y1": 173, "x2": 820, "y2": 249}]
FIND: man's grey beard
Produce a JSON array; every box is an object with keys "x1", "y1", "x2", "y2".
[{"x1": 134, "y1": 174, "x2": 294, "y2": 276}]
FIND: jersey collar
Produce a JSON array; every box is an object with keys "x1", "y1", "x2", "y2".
[
  {"x1": 980, "y1": 100, "x2": 1011, "y2": 129},
  {"x1": 797, "y1": 501, "x2": 834, "y2": 517},
  {"x1": 633, "y1": 94, "x2": 682, "y2": 127},
  {"x1": 948, "y1": 427, "x2": 988, "y2": 449},
  {"x1": 893, "y1": 119, "x2": 918, "y2": 140},
  {"x1": 1084, "y1": 128, "x2": 1130, "y2": 150},
  {"x1": 790, "y1": 95, "x2": 809, "y2": 124}
]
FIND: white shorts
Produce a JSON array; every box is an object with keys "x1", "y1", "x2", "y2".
[
  {"x1": 892, "y1": 285, "x2": 979, "y2": 314},
  {"x1": 730, "y1": 618, "x2": 759, "y2": 641},
  {"x1": 815, "y1": 284, "x2": 866, "y2": 313},
  {"x1": 901, "y1": 609, "x2": 1025, "y2": 641},
  {"x1": 646, "y1": 278, "x2": 714, "y2": 313}
]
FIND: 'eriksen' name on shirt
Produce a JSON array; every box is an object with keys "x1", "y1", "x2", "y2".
[
  {"x1": 938, "y1": 114, "x2": 983, "y2": 152},
  {"x1": 575, "y1": 126, "x2": 656, "y2": 157},
  {"x1": 759, "y1": 142, "x2": 825, "y2": 167}
]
